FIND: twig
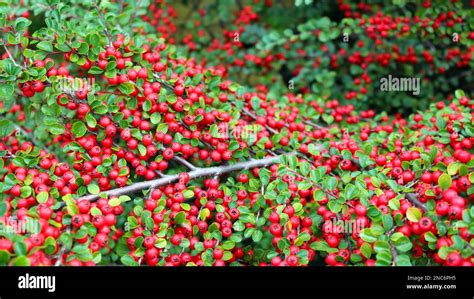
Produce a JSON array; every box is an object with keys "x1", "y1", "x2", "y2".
[
  {"x1": 54, "y1": 228, "x2": 71, "y2": 266},
  {"x1": 303, "y1": 119, "x2": 324, "y2": 129},
  {"x1": 172, "y1": 154, "x2": 196, "y2": 170},
  {"x1": 3, "y1": 43, "x2": 25, "y2": 70},
  {"x1": 58, "y1": 153, "x2": 294, "y2": 207},
  {"x1": 406, "y1": 193, "x2": 428, "y2": 212},
  {"x1": 386, "y1": 225, "x2": 399, "y2": 266}
]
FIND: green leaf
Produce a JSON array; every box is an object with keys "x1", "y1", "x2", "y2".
[
  {"x1": 120, "y1": 255, "x2": 138, "y2": 266},
  {"x1": 0, "y1": 202, "x2": 7, "y2": 216},
  {"x1": 374, "y1": 241, "x2": 390, "y2": 253},
  {"x1": 150, "y1": 113, "x2": 161, "y2": 124},
  {"x1": 344, "y1": 184, "x2": 357, "y2": 200},
  {"x1": 233, "y1": 221, "x2": 245, "y2": 231},
  {"x1": 375, "y1": 252, "x2": 391, "y2": 266},
  {"x1": 454, "y1": 89, "x2": 465, "y2": 99},
  {"x1": 0, "y1": 119, "x2": 15, "y2": 137},
  {"x1": 155, "y1": 238, "x2": 167, "y2": 248},
  {"x1": 0, "y1": 83, "x2": 14, "y2": 97},
  {"x1": 37, "y1": 41, "x2": 53, "y2": 52},
  {"x1": 383, "y1": 215, "x2": 394, "y2": 231},
  {"x1": 90, "y1": 207, "x2": 102, "y2": 216},
  {"x1": 119, "y1": 82, "x2": 135, "y2": 95},
  {"x1": 406, "y1": 207, "x2": 421, "y2": 222},
  {"x1": 88, "y1": 66, "x2": 103, "y2": 75},
  {"x1": 299, "y1": 161, "x2": 310, "y2": 176},
  {"x1": 174, "y1": 211, "x2": 186, "y2": 224},
  {"x1": 360, "y1": 242, "x2": 372, "y2": 259},
  {"x1": 308, "y1": 143, "x2": 321, "y2": 155},
  {"x1": 143, "y1": 100, "x2": 152, "y2": 112},
  {"x1": 71, "y1": 121, "x2": 87, "y2": 137},
  {"x1": 438, "y1": 246, "x2": 449, "y2": 259},
  {"x1": 438, "y1": 173, "x2": 452, "y2": 191},
  {"x1": 387, "y1": 180, "x2": 401, "y2": 192},
  {"x1": 199, "y1": 208, "x2": 210, "y2": 221},
  {"x1": 183, "y1": 190, "x2": 194, "y2": 199},
  {"x1": 14, "y1": 241, "x2": 27, "y2": 256},
  {"x1": 85, "y1": 113, "x2": 97, "y2": 128},
  {"x1": 437, "y1": 222, "x2": 448, "y2": 236},
  {"x1": 119, "y1": 195, "x2": 131, "y2": 203},
  {"x1": 48, "y1": 123, "x2": 65, "y2": 135},
  {"x1": 259, "y1": 168, "x2": 271, "y2": 186},
  {"x1": 0, "y1": 250, "x2": 11, "y2": 265},
  {"x1": 36, "y1": 191, "x2": 49, "y2": 203},
  {"x1": 424, "y1": 231, "x2": 437, "y2": 243},
  {"x1": 127, "y1": 216, "x2": 138, "y2": 229},
  {"x1": 87, "y1": 184, "x2": 100, "y2": 195},
  {"x1": 222, "y1": 240, "x2": 235, "y2": 250},
  {"x1": 228, "y1": 141, "x2": 239, "y2": 151},
  {"x1": 138, "y1": 144, "x2": 146, "y2": 156},
  {"x1": 393, "y1": 236, "x2": 413, "y2": 253},
  {"x1": 396, "y1": 254, "x2": 412, "y2": 266},
  {"x1": 14, "y1": 17, "x2": 31, "y2": 31},
  {"x1": 12, "y1": 255, "x2": 30, "y2": 266},
  {"x1": 324, "y1": 177, "x2": 337, "y2": 191},
  {"x1": 359, "y1": 229, "x2": 377, "y2": 243},
  {"x1": 252, "y1": 230, "x2": 263, "y2": 242},
  {"x1": 108, "y1": 197, "x2": 121, "y2": 207}
]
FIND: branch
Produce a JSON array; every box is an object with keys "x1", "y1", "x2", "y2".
[
  {"x1": 303, "y1": 119, "x2": 324, "y2": 129},
  {"x1": 386, "y1": 225, "x2": 399, "y2": 266},
  {"x1": 54, "y1": 228, "x2": 70, "y2": 266},
  {"x1": 60, "y1": 153, "x2": 293, "y2": 206},
  {"x1": 406, "y1": 193, "x2": 428, "y2": 212},
  {"x1": 3, "y1": 42, "x2": 25, "y2": 70},
  {"x1": 390, "y1": 241, "x2": 397, "y2": 266},
  {"x1": 172, "y1": 154, "x2": 196, "y2": 170},
  {"x1": 229, "y1": 101, "x2": 279, "y2": 135}
]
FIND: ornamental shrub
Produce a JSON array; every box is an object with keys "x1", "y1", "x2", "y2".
[{"x1": 0, "y1": 0, "x2": 472, "y2": 266}]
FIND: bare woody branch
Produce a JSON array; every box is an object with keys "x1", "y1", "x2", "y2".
[
  {"x1": 406, "y1": 193, "x2": 428, "y2": 212},
  {"x1": 61, "y1": 153, "x2": 294, "y2": 206}
]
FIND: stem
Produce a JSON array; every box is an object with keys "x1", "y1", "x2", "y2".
[
  {"x1": 54, "y1": 228, "x2": 70, "y2": 266},
  {"x1": 303, "y1": 119, "x2": 324, "y2": 129},
  {"x1": 406, "y1": 193, "x2": 428, "y2": 212},
  {"x1": 229, "y1": 101, "x2": 279, "y2": 135},
  {"x1": 390, "y1": 241, "x2": 397, "y2": 266},
  {"x1": 385, "y1": 224, "x2": 399, "y2": 266},
  {"x1": 3, "y1": 43, "x2": 25, "y2": 70},
  {"x1": 172, "y1": 154, "x2": 196, "y2": 170},
  {"x1": 61, "y1": 153, "x2": 294, "y2": 206}
]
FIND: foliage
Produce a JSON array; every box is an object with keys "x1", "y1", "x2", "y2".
[{"x1": 0, "y1": 0, "x2": 472, "y2": 267}]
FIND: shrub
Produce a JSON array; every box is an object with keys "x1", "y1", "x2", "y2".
[{"x1": 0, "y1": 1, "x2": 472, "y2": 266}]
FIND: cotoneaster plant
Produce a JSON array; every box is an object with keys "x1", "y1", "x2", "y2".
[
  {"x1": 148, "y1": 0, "x2": 473, "y2": 114},
  {"x1": 0, "y1": 1, "x2": 472, "y2": 267}
]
